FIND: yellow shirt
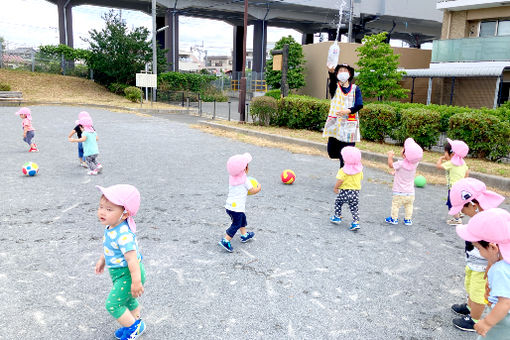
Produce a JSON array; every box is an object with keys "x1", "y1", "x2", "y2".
[
  {"x1": 336, "y1": 169, "x2": 363, "y2": 190},
  {"x1": 442, "y1": 160, "x2": 468, "y2": 188}
]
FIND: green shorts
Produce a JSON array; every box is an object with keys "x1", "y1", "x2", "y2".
[{"x1": 106, "y1": 262, "x2": 146, "y2": 319}]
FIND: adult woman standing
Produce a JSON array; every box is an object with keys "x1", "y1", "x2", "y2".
[{"x1": 323, "y1": 64, "x2": 364, "y2": 168}]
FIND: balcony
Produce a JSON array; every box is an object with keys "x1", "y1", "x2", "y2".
[
  {"x1": 431, "y1": 36, "x2": 510, "y2": 62},
  {"x1": 437, "y1": 0, "x2": 510, "y2": 11}
]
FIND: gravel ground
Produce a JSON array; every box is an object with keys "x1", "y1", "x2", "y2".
[{"x1": 2, "y1": 105, "x2": 507, "y2": 340}]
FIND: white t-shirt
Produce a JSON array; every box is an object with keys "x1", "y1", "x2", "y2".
[{"x1": 225, "y1": 178, "x2": 253, "y2": 212}]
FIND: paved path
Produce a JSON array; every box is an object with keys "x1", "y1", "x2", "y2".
[{"x1": 2, "y1": 106, "x2": 507, "y2": 339}]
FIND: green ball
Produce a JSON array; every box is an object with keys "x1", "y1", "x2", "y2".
[{"x1": 414, "y1": 175, "x2": 426, "y2": 188}]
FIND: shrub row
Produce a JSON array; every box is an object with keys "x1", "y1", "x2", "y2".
[{"x1": 254, "y1": 93, "x2": 510, "y2": 160}]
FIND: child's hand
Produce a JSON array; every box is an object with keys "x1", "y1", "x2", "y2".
[
  {"x1": 334, "y1": 186, "x2": 339, "y2": 194},
  {"x1": 389, "y1": 170, "x2": 396, "y2": 176},
  {"x1": 95, "y1": 258, "x2": 105, "y2": 274},
  {"x1": 131, "y1": 280, "x2": 144, "y2": 298},
  {"x1": 68, "y1": 137, "x2": 74, "y2": 142},
  {"x1": 474, "y1": 319, "x2": 491, "y2": 337},
  {"x1": 387, "y1": 150, "x2": 394, "y2": 157}
]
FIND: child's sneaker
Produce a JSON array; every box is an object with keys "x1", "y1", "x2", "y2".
[
  {"x1": 452, "y1": 315, "x2": 475, "y2": 332},
  {"x1": 218, "y1": 238, "x2": 233, "y2": 252},
  {"x1": 96, "y1": 164, "x2": 103, "y2": 172},
  {"x1": 80, "y1": 161, "x2": 88, "y2": 168},
  {"x1": 121, "y1": 319, "x2": 145, "y2": 340},
  {"x1": 385, "y1": 217, "x2": 398, "y2": 225},
  {"x1": 329, "y1": 215, "x2": 342, "y2": 224},
  {"x1": 115, "y1": 327, "x2": 127, "y2": 339},
  {"x1": 451, "y1": 303, "x2": 470, "y2": 316},
  {"x1": 240, "y1": 231, "x2": 255, "y2": 243},
  {"x1": 87, "y1": 169, "x2": 99, "y2": 176},
  {"x1": 29, "y1": 147, "x2": 38, "y2": 152},
  {"x1": 349, "y1": 221, "x2": 360, "y2": 231},
  {"x1": 447, "y1": 217, "x2": 462, "y2": 225},
  {"x1": 403, "y1": 219, "x2": 413, "y2": 226}
]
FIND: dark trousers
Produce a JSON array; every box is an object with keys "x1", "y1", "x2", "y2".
[
  {"x1": 225, "y1": 209, "x2": 247, "y2": 238},
  {"x1": 327, "y1": 137, "x2": 355, "y2": 168}
]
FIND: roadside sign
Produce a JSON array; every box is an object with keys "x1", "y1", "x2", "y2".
[{"x1": 136, "y1": 73, "x2": 157, "y2": 88}]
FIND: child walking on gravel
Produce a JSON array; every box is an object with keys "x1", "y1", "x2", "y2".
[
  {"x1": 436, "y1": 138, "x2": 469, "y2": 225},
  {"x1": 219, "y1": 152, "x2": 261, "y2": 253},
  {"x1": 67, "y1": 111, "x2": 90, "y2": 168},
  {"x1": 94, "y1": 184, "x2": 146, "y2": 340},
  {"x1": 385, "y1": 138, "x2": 423, "y2": 226},
  {"x1": 329, "y1": 146, "x2": 363, "y2": 231},
  {"x1": 15, "y1": 107, "x2": 38, "y2": 152},
  {"x1": 68, "y1": 115, "x2": 102, "y2": 175},
  {"x1": 448, "y1": 178, "x2": 505, "y2": 332}
]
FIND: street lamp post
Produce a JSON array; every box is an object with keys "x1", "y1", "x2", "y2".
[
  {"x1": 238, "y1": 0, "x2": 248, "y2": 122},
  {"x1": 152, "y1": 0, "x2": 157, "y2": 102}
]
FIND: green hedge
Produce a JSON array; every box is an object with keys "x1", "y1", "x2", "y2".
[
  {"x1": 265, "y1": 89, "x2": 281, "y2": 100},
  {"x1": 275, "y1": 96, "x2": 329, "y2": 131},
  {"x1": 158, "y1": 72, "x2": 216, "y2": 92},
  {"x1": 0, "y1": 83, "x2": 11, "y2": 91},
  {"x1": 250, "y1": 96, "x2": 277, "y2": 126},
  {"x1": 398, "y1": 108, "x2": 441, "y2": 148},
  {"x1": 359, "y1": 104, "x2": 398, "y2": 142},
  {"x1": 124, "y1": 86, "x2": 142, "y2": 102},
  {"x1": 449, "y1": 112, "x2": 510, "y2": 161}
]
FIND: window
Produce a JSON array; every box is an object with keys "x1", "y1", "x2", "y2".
[
  {"x1": 479, "y1": 21, "x2": 497, "y2": 36},
  {"x1": 498, "y1": 20, "x2": 510, "y2": 36}
]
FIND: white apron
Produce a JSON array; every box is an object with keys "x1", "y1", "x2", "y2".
[{"x1": 322, "y1": 84, "x2": 360, "y2": 143}]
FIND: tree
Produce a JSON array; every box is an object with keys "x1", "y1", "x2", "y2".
[
  {"x1": 265, "y1": 36, "x2": 305, "y2": 90},
  {"x1": 85, "y1": 10, "x2": 166, "y2": 86},
  {"x1": 355, "y1": 32, "x2": 408, "y2": 101},
  {"x1": 0, "y1": 36, "x2": 5, "y2": 51}
]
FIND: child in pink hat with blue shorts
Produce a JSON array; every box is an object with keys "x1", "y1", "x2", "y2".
[
  {"x1": 15, "y1": 107, "x2": 38, "y2": 152},
  {"x1": 94, "y1": 184, "x2": 146, "y2": 340},
  {"x1": 448, "y1": 178, "x2": 505, "y2": 332},
  {"x1": 68, "y1": 115, "x2": 102, "y2": 175},
  {"x1": 436, "y1": 138, "x2": 470, "y2": 225},
  {"x1": 67, "y1": 111, "x2": 91, "y2": 168},
  {"x1": 219, "y1": 153, "x2": 261, "y2": 252},
  {"x1": 456, "y1": 208, "x2": 510, "y2": 339},
  {"x1": 385, "y1": 138, "x2": 423, "y2": 226},
  {"x1": 329, "y1": 146, "x2": 363, "y2": 231}
]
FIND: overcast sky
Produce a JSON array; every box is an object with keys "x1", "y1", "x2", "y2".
[{"x1": 0, "y1": 0, "x2": 305, "y2": 55}]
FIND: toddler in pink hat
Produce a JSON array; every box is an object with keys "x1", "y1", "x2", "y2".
[
  {"x1": 448, "y1": 178, "x2": 505, "y2": 332},
  {"x1": 15, "y1": 107, "x2": 38, "y2": 152},
  {"x1": 385, "y1": 138, "x2": 423, "y2": 226},
  {"x1": 436, "y1": 138, "x2": 470, "y2": 225},
  {"x1": 67, "y1": 111, "x2": 92, "y2": 168},
  {"x1": 94, "y1": 184, "x2": 147, "y2": 340},
  {"x1": 68, "y1": 113, "x2": 102, "y2": 175},
  {"x1": 455, "y1": 208, "x2": 510, "y2": 338},
  {"x1": 329, "y1": 146, "x2": 363, "y2": 231},
  {"x1": 219, "y1": 153, "x2": 261, "y2": 252}
]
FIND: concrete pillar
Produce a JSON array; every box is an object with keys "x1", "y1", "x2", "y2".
[
  {"x1": 252, "y1": 20, "x2": 267, "y2": 76},
  {"x1": 57, "y1": 0, "x2": 74, "y2": 47},
  {"x1": 302, "y1": 33, "x2": 314, "y2": 45},
  {"x1": 232, "y1": 25, "x2": 245, "y2": 80},
  {"x1": 165, "y1": 10, "x2": 179, "y2": 72}
]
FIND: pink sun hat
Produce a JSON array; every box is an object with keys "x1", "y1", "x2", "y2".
[
  {"x1": 448, "y1": 177, "x2": 505, "y2": 215},
  {"x1": 96, "y1": 184, "x2": 141, "y2": 232},
  {"x1": 341, "y1": 146, "x2": 363, "y2": 175},
  {"x1": 402, "y1": 138, "x2": 423, "y2": 170},
  {"x1": 227, "y1": 153, "x2": 252, "y2": 186},
  {"x1": 456, "y1": 208, "x2": 510, "y2": 263},
  {"x1": 446, "y1": 138, "x2": 469, "y2": 166},
  {"x1": 75, "y1": 111, "x2": 91, "y2": 124},
  {"x1": 78, "y1": 116, "x2": 95, "y2": 132},
  {"x1": 15, "y1": 107, "x2": 32, "y2": 120}
]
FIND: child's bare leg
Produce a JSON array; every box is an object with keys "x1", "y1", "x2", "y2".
[
  {"x1": 117, "y1": 309, "x2": 137, "y2": 327},
  {"x1": 130, "y1": 306, "x2": 141, "y2": 319},
  {"x1": 239, "y1": 227, "x2": 247, "y2": 235},
  {"x1": 467, "y1": 297, "x2": 485, "y2": 320},
  {"x1": 224, "y1": 234, "x2": 232, "y2": 241}
]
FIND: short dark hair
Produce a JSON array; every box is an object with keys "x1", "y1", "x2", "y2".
[
  {"x1": 444, "y1": 141, "x2": 453, "y2": 155},
  {"x1": 463, "y1": 199, "x2": 479, "y2": 208},
  {"x1": 477, "y1": 240, "x2": 490, "y2": 249}
]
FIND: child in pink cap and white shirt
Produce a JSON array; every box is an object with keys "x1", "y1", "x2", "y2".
[
  {"x1": 68, "y1": 115, "x2": 102, "y2": 175},
  {"x1": 94, "y1": 184, "x2": 146, "y2": 340},
  {"x1": 385, "y1": 138, "x2": 423, "y2": 226},
  {"x1": 329, "y1": 146, "x2": 363, "y2": 231},
  {"x1": 15, "y1": 107, "x2": 38, "y2": 152},
  {"x1": 448, "y1": 178, "x2": 505, "y2": 332},
  {"x1": 219, "y1": 153, "x2": 261, "y2": 252},
  {"x1": 456, "y1": 208, "x2": 510, "y2": 339},
  {"x1": 436, "y1": 138, "x2": 470, "y2": 225}
]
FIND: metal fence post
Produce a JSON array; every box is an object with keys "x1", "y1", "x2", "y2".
[
  {"x1": 31, "y1": 51, "x2": 35, "y2": 72},
  {"x1": 186, "y1": 97, "x2": 190, "y2": 113},
  {"x1": 245, "y1": 103, "x2": 249, "y2": 122},
  {"x1": 213, "y1": 100, "x2": 216, "y2": 119},
  {"x1": 228, "y1": 101, "x2": 231, "y2": 121},
  {"x1": 198, "y1": 94, "x2": 202, "y2": 116}
]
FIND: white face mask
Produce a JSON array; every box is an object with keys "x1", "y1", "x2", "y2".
[{"x1": 337, "y1": 72, "x2": 350, "y2": 83}]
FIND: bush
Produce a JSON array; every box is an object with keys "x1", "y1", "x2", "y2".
[
  {"x1": 265, "y1": 89, "x2": 281, "y2": 100},
  {"x1": 108, "y1": 82, "x2": 129, "y2": 95},
  {"x1": 359, "y1": 104, "x2": 398, "y2": 142},
  {"x1": 250, "y1": 96, "x2": 278, "y2": 125},
  {"x1": 124, "y1": 86, "x2": 142, "y2": 102},
  {"x1": 0, "y1": 83, "x2": 11, "y2": 91},
  {"x1": 158, "y1": 72, "x2": 216, "y2": 92},
  {"x1": 449, "y1": 112, "x2": 510, "y2": 160},
  {"x1": 274, "y1": 96, "x2": 329, "y2": 131},
  {"x1": 398, "y1": 108, "x2": 441, "y2": 148},
  {"x1": 200, "y1": 87, "x2": 228, "y2": 102}
]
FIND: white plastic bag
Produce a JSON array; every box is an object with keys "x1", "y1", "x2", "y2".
[{"x1": 327, "y1": 42, "x2": 340, "y2": 69}]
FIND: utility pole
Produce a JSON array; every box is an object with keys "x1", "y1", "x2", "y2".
[
  {"x1": 152, "y1": 0, "x2": 157, "y2": 102},
  {"x1": 238, "y1": 0, "x2": 248, "y2": 122}
]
